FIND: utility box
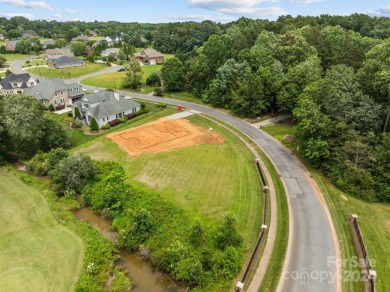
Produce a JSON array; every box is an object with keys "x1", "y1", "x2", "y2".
[{"x1": 178, "y1": 105, "x2": 182, "y2": 111}]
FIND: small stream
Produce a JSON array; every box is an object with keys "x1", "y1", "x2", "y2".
[{"x1": 73, "y1": 207, "x2": 188, "y2": 292}]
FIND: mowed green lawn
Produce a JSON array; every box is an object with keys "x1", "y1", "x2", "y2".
[
  {"x1": 72, "y1": 115, "x2": 264, "y2": 250},
  {"x1": 81, "y1": 64, "x2": 162, "y2": 93},
  {"x1": 1, "y1": 54, "x2": 35, "y2": 62},
  {"x1": 27, "y1": 61, "x2": 107, "y2": 79},
  {"x1": 0, "y1": 170, "x2": 84, "y2": 292},
  {"x1": 263, "y1": 124, "x2": 390, "y2": 291}
]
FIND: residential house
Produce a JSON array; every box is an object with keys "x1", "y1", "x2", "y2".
[
  {"x1": 25, "y1": 78, "x2": 84, "y2": 109},
  {"x1": 72, "y1": 35, "x2": 89, "y2": 42},
  {"x1": 41, "y1": 40, "x2": 54, "y2": 49},
  {"x1": 0, "y1": 34, "x2": 4, "y2": 41},
  {"x1": 133, "y1": 48, "x2": 164, "y2": 65},
  {"x1": 5, "y1": 40, "x2": 18, "y2": 52},
  {"x1": 101, "y1": 48, "x2": 120, "y2": 60},
  {"x1": 105, "y1": 34, "x2": 123, "y2": 46},
  {"x1": 45, "y1": 47, "x2": 74, "y2": 59},
  {"x1": 0, "y1": 73, "x2": 38, "y2": 95},
  {"x1": 89, "y1": 30, "x2": 98, "y2": 37},
  {"x1": 73, "y1": 91, "x2": 140, "y2": 128},
  {"x1": 92, "y1": 39, "x2": 108, "y2": 48},
  {"x1": 48, "y1": 56, "x2": 85, "y2": 69},
  {"x1": 22, "y1": 30, "x2": 38, "y2": 38}
]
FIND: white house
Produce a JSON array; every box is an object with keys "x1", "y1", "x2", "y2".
[
  {"x1": 101, "y1": 48, "x2": 120, "y2": 59},
  {"x1": 73, "y1": 91, "x2": 140, "y2": 128},
  {"x1": 0, "y1": 73, "x2": 38, "y2": 95}
]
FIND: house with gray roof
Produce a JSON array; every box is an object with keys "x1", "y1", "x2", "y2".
[
  {"x1": 72, "y1": 35, "x2": 89, "y2": 42},
  {"x1": 0, "y1": 73, "x2": 38, "y2": 95},
  {"x1": 22, "y1": 30, "x2": 38, "y2": 38},
  {"x1": 42, "y1": 40, "x2": 54, "y2": 49},
  {"x1": 24, "y1": 78, "x2": 84, "y2": 110},
  {"x1": 73, "y1": 91, "x2": 140, "y2": 128},
  {"x1": 45, "y1": 47, "x2": 74, "y2": 59},
  {"x1": 48, "y1": 56, "x2": 85, "y2": 69},
  {"x1": 101, "y1": 48, "x2": 120, "y2": 60}
]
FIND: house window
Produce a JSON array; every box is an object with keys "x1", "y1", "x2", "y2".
[
  {"x1": 30, "y1": 82, "x2": 34, "y2": 86},
  {"x1": 103, "y1": 118, "x2": 105, "y2": 122},
  {"x1": 55, "y1": 92, "x2": 57, "y2": 96},
  {"x1": 13, "y1": 83, "x2": 17, "y2": 87},
  {"x1": 119, "y1": 113, "x2": 122, "y2": 118},
  {"x1": 54, "y1": 100, "x2": 57, "y2": 105}
]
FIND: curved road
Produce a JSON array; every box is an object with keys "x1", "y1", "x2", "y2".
[
  {"x1": 123, "y1": 92, "x2": 340, "y2": 292},
  {"x1": 12, "y1": 60, "x2": 340, "y2": 291}
]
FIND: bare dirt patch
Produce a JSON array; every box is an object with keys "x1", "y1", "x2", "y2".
[{"x1": 107, "y1": 118, "x2": 224, "y2": 156}]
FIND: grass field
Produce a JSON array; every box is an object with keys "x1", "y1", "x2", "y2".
[
  {"x1": 22, "y1": 59, "x2": 47, "y2": 67},
  {"x1": 263, "y1": 124, "x2": 390, "y2": 291},
  {"x1": 1, "y1": 54, "x2": 36, "y2": 62},
  {"x1": 72, "y1": 114, "x2": 264, "y2": 253},
  {"x1": 0, "y1": 170, "x2": 84, "y2": 292},
  {"x1": 81, "y1": 64, "x2": 162, "y2": 93},
  {"x1": 27, "y1": 61, "x2": 107, "y2": 79}
]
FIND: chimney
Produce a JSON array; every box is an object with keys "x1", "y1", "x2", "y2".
[{"x1": 114, "y1": 92, "x2": 119, "y2": 101}]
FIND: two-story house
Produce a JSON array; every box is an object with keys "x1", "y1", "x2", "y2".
[
  {"x1": 24, "y1": 78, "x2": 84, "y2": 110},
  {"x1": 45, "y1": 47, "x2": 74, "y2": 60},
  {"x1": 72, "y1": 91, "x2": 140, "y2": 128},
  {"x1": 0, "y1": 73, "x2": 38, "y2": 95},
  {"x1": 101, "y1": 48, "x2": 120, "y2": 60}
]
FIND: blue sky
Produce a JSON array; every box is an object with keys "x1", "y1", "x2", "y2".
[{"x1": 0, "y1": 0, "x2": 389, "y2": 23}]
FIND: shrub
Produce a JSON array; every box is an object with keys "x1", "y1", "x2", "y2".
[
  {"x1": 72, "y1": 118, "x2": 83, "y2": 128},
  {"x1": 119, "y1": 116, "x2": 128, "y2": 123},
  {"x1": 135, "y1": 109, "x2": 149, "y2": 116},
  {"x1": 125, "y1": 113, "x2": 136, "y2": 120},
  {"x1": 74, "y1": 107, "x2": 81, "y2": 118},
  {"x1": 101, "y1": 124, "x2": 111, "y2": 130},
  {"x1": 89, "y1": 117, "x2": 99, "y2": 131},
  {"x1": 55, "y1": 104, "x2": 65, "y2": 111},
  {"x1": 48, "y1": 104, "x2": 55, "y2": 111},
  {"x1": 146, "y1": 72, "x2": 161, "y2": 86},
  {"x1": 140, "y1": 102, "x2": 146, "y2": 110},
  {"x1": 64, "y1": 188, "x2": 76, "y2": 199},
  {"x1": 64, "y1": 116, "x2": 74, "y2": 123},
  {"x1": 108, "y1": 119, "x2": 121, "y2": 127},
  {"x1": 67, "y1": 112, "x2": 73, "y2": 117},
  {"x1": 153, "y1": 88, "x2": 164, "y2": 97}
]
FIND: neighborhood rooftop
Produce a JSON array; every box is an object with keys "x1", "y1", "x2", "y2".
[
  {"x1": 24, "y1": 78, "x2": 83, "y2": 101},
  {"x1": 0, "y1": 73, "x2": 32, "y2": 89}
]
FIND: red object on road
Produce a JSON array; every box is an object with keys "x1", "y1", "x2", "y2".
[{"x1": 178, "y1": 105, "x2": 182, "y2": 111}]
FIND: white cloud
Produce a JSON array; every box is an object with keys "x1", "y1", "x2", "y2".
[
  {"x1": 188, "y1": 0, "x2": 278, "y2": 9},
  {"x1": 219, "y1": 6, "x2": 286, "y2": 17},
  {"x1": 0, "y1": 12, "x2": 34, "y2": 19},
  {"x1": 291, "y1": 0, "x2": 323, "y2": 4},
  {"x1": 166, "y1": 14, "x2": 214, "y2": 21},
  {"x1": 51, "y1": 13, "x2": 62, "y2": 20},
  {"x1": 0, "y1": 0, "x2": 53, "y2": 10},
  {"x1": 367, "y1": 6, "x2": 390, "y2": 17},
  {"x1": 64, "y1": 8, "x2": 78, "y2": 14},
  {"x1": 187, "y1": 0, "x2": 285, "y2": 17}
]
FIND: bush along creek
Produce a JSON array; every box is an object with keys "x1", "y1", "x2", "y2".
[{"x1": 26, "y1": 149, "x2": 245, "y2": 291}]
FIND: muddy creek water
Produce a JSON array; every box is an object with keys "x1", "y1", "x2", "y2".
[{"x1": 73, "y1": 207, "x2": 188, "y2": 292}]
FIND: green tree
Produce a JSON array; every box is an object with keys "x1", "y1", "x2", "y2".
[
  {"x1": 214, "y1": 214, "x2": 243, "y2": 250},
  {"x1": 0, "y1": 56, "x2": 6, "y2": 67},
  {"x1": 89, "y1": 117, "x2": 99, "y2": 131},
  {"x1": 70, "y1": 41, "x2": 87, "y2": 56},
  {"x1": 74, "y1": 106, "x2": 81, "y2": 118},
  {"x1": 161, "y1": 57, "x2": 186, "y2": 92},
  {"x1": 146, "y1": 72, "x2": 161, "y2": 86},
  {"x1": 190, "y1": 221, "x2": 204, "y2": 247},
  {"x1": 121, "y1": 60, "x2": 143, "y2": 90},
  {"x1": 49, "y1": 153, "x2": 95, "y2": 193},
  {"x1": 15, "y1": 38, "x2": 33, "y2": 54}
]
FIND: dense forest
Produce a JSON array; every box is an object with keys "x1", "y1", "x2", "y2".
[{"x1": 0, "y1": 13, "x2": 389, "y2": 202}]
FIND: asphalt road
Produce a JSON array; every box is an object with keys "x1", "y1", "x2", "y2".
[{"x1": 123, "y1": 92, "x2": 338, "y2": 292}]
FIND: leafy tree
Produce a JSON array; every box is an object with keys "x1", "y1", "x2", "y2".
[
  {"x1": 89, "y1": 117, "x2": 99, "y2": 131},
  {"x1": 70, "y1": 41, "x2": 87, "y2": 56},
  {"x1": 190, "y1": 221, "x2": 204, "y2": 247},
  {"x1": 49, "y1": 153, "x2": 95, "y2": 193},
  {"x1": 146, "y1": 72, "x2": 161, "y2": 86},
  {"x1": 48, "y1": 103, "x2": 55, "y2": 111},
  {"x1": 0, "y1": 56, "x2": 6, "y2": 67},
  {"x1": 3, "y1": 94, "x2": 65, "y2": 158},
  {"x1": 186, "y1": 54, "x2": 211, "y2": 97},
  {"x1": 121, "y1": 60, "x2": 143, "y2": 90},
  {"x1": 161, "y1": 57, "x2": 186, "y2": 92},
  {"x1": 7, "y1": 28, "x2": 22, "y2": 39},
  {"x1": 54, "y1": 38, "x2": 67, "y2": 48},
  {"x1": 74, "y1": 106, "x2": 81, "y2": 118},
  {"x1": 15, "y1": 38, "x2": 33, "y2": 54},
  {"x1": 214, "y1": 214, "x2": 243, "y2": 250}
]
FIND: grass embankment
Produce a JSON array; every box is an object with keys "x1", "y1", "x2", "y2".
[
  {"x1": 22, "y1": 58, "x2": 47, "y2": 67},
  {"x1": 27, "y1": 61, "x2": 107, "y2": 79},
  {"x1": 81, "y1": 64, "x2": 162, "y2": 94},
  {"x1": 44, "y1": 101, "x2": 177, "y2": 149},
  {"x1": 1, "y1": 54, "x2": 35, "y2": 62},
  {"x1": 263, "y1": 123, "x2": 390, "y2": 291},
  {"x1": 0, "y1": 170, "x2": 83, "y2": 291},
  {"x1": 72, "y1": 114, "x2": 264, "y2": 259}
]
